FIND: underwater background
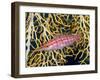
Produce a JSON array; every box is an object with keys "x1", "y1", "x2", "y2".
[{"x1": 25, "y1": 12, "x2": 90, "y2": 67}]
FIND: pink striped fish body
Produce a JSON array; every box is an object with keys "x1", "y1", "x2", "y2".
[{"x1": 39, "y1": 34, "x2": 80, "y2": 51}]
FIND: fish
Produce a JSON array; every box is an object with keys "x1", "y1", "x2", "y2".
[{"x1": 32, "y1": 34, "x2": 81, "y2": 53}]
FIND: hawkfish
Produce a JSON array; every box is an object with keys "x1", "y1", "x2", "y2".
[{"x1": 32, "y1": 34, "x2": 81, "y2": 53}]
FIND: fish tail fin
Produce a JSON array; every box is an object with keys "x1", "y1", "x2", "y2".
[
  {"x1": 74, "y1": 33, "x2": 83, "y2": 42},
  {"x1": 77, "y1": 33, "x2": 84, "y2": 42}
]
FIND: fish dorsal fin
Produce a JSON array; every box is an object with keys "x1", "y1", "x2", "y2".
[
  {"x1": 54, "y1": 33, "x2": 69, "y2": 38},
  {"x1": 54, "y1": 33, "x2": 62, "y2": 38}
]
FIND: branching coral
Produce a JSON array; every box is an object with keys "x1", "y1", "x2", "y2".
[{"x1": 25, "y1": 12, "x2": 90, "y2": 67}]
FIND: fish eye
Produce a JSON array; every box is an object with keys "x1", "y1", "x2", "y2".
[{"x1": 43, "y1": 45, "x2": 48, "y2": 48}]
